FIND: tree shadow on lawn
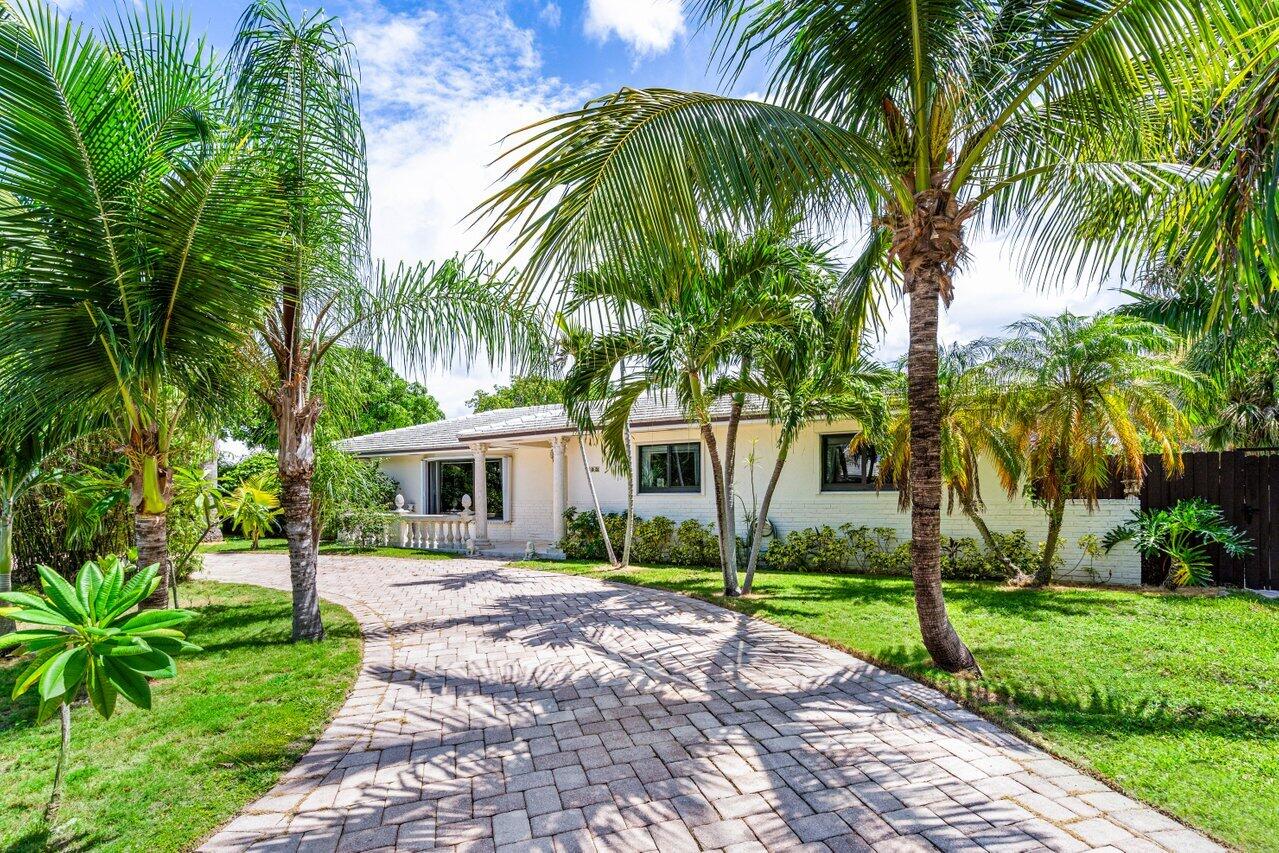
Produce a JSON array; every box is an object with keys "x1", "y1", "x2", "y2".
[{"x1": 3, "y1": 823, "x2": 99, "y2": 853}]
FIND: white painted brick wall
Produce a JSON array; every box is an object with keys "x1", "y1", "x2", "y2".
[{"x1": 370, "y1": 417, "x2": 1142, "y2": 585}]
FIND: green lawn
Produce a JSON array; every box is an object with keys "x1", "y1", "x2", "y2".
[
  {"x1": 0, "y1": 581, "x2": 361, "y2": 852},
  {"x1": 513, "y1": 560, "x2": 1279, "y2": 851},
  {"x1": 199, "y1": 536, "x2": 454, "y2": 560}
]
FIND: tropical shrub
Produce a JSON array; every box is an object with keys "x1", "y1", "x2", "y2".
[
  {"x1": 1103, "y1": 498, "x2": 1253, "y2": 588},
  {"x1": 12, "y1": 438, "x2": 131, "y2": 583},
  {"x1": 331, "y1": 506, "x2": 394, "y2": 548},
  {"x1": 558, "y1": 510, "x2": 718, "y2": 566},
  {"x1": 761, "y1": 524, "x2": 1043, "y2": 581},
  {"x1": 0, "y1": 558, "x2": 199, "y2": 821},
  {"x1": 225, "y1": 475, "x2": 281, "y2": 549},
  {"x1": 667, "y1": 520, "x2": 720, "y2": 567},
  {"x1": 312, "y1": 447, "x2": 397, "y2": 542},
  {"x1": 218, "y1": 451, "x2": 278, "y2": 493},
  {"x1": 631, "y1": 515, "x2": 675, "y2": 565},
  {"x1": 760, "y1": 526, "x2": 852, "y2": 573}
]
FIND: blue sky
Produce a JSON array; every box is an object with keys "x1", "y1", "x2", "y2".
[{"x1": 62, "y1": 0, "x2": 1123, "y2": 418}]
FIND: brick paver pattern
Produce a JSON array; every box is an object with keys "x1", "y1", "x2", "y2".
[{"x1": 198, "y1": 554, "x2": 1222, "y2": 853}]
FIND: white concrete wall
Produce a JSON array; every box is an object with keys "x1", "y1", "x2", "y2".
[{"x1": 368, "y1": 418, "x2": 1141, "y2": 584}]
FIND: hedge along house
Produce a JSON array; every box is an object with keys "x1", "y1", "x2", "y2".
[{"x1": 336, "y1": 394, "x2": 1143, "y2": 583}]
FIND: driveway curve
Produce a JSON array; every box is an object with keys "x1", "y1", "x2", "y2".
[{"x1": 197, "y1": 554, "x2": 1220, "y2": 853}]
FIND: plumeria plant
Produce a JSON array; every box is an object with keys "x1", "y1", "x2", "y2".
[{"x1": 0, "y1": 557, "x2": 200, "y2": 823}]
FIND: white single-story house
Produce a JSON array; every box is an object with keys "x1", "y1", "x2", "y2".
[{"x1": 337, "y1": 395, "x2": 1142, "y2": 584}]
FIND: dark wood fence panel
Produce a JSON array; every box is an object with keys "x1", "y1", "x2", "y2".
[{"x1": 1138, "y1": 450, "x2": 1277, "y2": 589}]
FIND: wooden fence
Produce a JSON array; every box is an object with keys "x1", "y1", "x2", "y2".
[{"x1": 1136, "y1": 449, "x2": 1278, "y2": 589}]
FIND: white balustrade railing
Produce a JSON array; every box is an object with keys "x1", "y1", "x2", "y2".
[{"x1": 395, "y1": 512, "x2": 475, "y2": 552}]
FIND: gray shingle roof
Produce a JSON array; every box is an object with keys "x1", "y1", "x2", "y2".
[{"x1": 335, "y1": 393, "x2": 769, "y2": 456}]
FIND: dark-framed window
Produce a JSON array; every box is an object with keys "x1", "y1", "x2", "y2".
[
  {"x1": 638, "y1": 442, "x2": 701, "y2": 493},
  {"x1": 821, "y1": 433, "x2": 888, "y2": 491}
]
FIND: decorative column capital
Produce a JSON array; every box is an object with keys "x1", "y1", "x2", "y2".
[
  {"x1": 550, "y1": 435, "x2": 567, "y2": 452},
  {"x1": 472, "y1": 442, "x2": 490, "y2": 456}
]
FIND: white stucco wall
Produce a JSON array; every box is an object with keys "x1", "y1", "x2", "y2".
[{"x1": 367, "y1": 417, "x2": 1141, "y2": 584}]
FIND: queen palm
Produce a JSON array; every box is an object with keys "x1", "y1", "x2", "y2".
[
  {"x1": 0, "y1": 2, "x2": 283, "y2": 607},
  {"x1": 874, "y1": 344, "x2": 1023, "y2": 575},
  {"x1": 987, "y1": 312, "x2": 1192, "y2": 585},
  {"x1": 481, "y1": 0, "x2": 1242, "y2": 671},
  {"x1": 233, "y1": 0, "x2": 548, "y2": 640}
]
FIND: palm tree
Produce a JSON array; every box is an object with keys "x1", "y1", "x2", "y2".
[
  {"x1": 1124, "y1": 275, "x2": 1279, "y2": 449},
  {"x1": 232, "y1": 0, "x2": 549, "y2": 640},
  {"x1": 987, "y1": 312, "x2": 1192, "y2": 585},
  {"x1": 561, "y1": 225, "x2": 831, "y2": 596},
  {"x1": 479, "y1": 0, "x2": 1242, "y2": 671},
  {"x1": 732, "y1": 330, "x2": 890, "y2": 594},
  {"x1": 0, "y1": 2, "x2": 283, "y2": 607},
  {"x1": 874, "y1": 344, "x2": 1024, "y2": 576}
]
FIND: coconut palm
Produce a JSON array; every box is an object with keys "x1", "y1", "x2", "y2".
[
  {"x1": 232, "y1": 0, "x2": 550, "y2": 640},
  {"x1": 987, "y1": 312, "x2": 1193, "y2": 585},
  {"x1": 874, "y1": 344, "x2": 1023, "y2": 575},
  {"x1": 480, "y1": 0, "x2": 1245, "y2": 671},
  {"x1": 0, "y1": 2, "x2": 284, "y2": 608},
  {"x1": 561, "y1": 224, "x2": 834, "y2": 596}
]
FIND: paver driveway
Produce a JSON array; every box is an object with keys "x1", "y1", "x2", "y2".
[{"x1": 198, "y1": 554, "x2": 1220, "y2": 853}]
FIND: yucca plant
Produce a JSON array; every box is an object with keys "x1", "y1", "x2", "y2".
[
  {"x1": 1104, "y1": 498, "x2": 1254, "y2": 588},
  {"x1": 0, "y1": 557, "x2": 200, "y2": 823}
]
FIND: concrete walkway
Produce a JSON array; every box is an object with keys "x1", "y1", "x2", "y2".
[{"x1": 197, "y1": 554, "x2": 1221, "y2": 853}]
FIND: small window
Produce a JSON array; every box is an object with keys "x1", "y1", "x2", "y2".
[
  {"x1": 821, "y1": 433, "x2": 887, "y2": 491},
  {"x1": 638, "y1": 442, "x2": 701, "y2": 493}
]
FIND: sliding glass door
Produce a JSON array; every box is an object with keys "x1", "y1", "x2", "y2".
[{"x1": 426, "y1": 458, "x2": 504, "y2": 519}]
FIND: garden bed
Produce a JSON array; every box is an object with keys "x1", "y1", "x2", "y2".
[
  {"x1": 513, "y1": 560, "x2": 1279, "y2": 850},
  {"x1": 0, "y1": 581, "x2": 361, "y2": 852}
]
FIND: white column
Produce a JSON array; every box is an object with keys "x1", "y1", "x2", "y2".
[
  {"x1": 472, "y1": 443, "x2": 490, "y2": 546},
  {"x1": 551, "y1": 436, "x2": 568, "y2": 543}
]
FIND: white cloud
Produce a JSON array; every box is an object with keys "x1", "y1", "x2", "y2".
[
  {"x1": 540, "y1": 2, "x2": 562, "y2": 28},
  {"x1": 341, "y1": 0, "x2": 589, "y2": 416},
  {"x1": 584, "y1": 0, "x2": 685, "y2": 56}
]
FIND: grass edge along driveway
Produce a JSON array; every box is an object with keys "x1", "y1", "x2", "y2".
[
  {"x1": 0, "y1": 580, "x2": 361, "y2": 852},
  {"x1": 512, "y1": 559, "x2": 1279, "y2": 851}
]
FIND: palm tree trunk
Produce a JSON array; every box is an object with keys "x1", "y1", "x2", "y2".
[
  {"x1": 721, "y1": 361, "x2": 750, "y2": 595},
  {"x1": 135, "y1": 511, "x2": 170, "y2": 609},
  {"x1": 277, "y1": 382, "x2": 325, "y2": 642},
  {"x1": 202, "y1": 440, "x2": 223, "y2": 543},
  {"x1": 743, "y1": 441, "x2": 788, "y2": 594},
  {"x1": 904, "y1": 243, "x2": 978, "y2": 672},
  {"x1": 44, "y1": 701, "x2": 71, "y2": 825},
  {"x1": 0, "y1": 507, "x2": 13, "y2": 637},
  {"x1": 957, "y1": 491, "x2": 1019, "y2": 577},
  {"x1": 131, "y1": 445, "x2": 172, "y2": 610},
  {"x1": 700, "y1": 422, "x2": 740, "y2": 595},
  {"x1": 578, "y1": 433, "x2": 619, "y2": 566},
  {"x1": 1036, "y1": 491, "x2": 1067, "y2": 586},
  {"x1": 621, "y1": 425, "x2": 634, "y2": 568}
]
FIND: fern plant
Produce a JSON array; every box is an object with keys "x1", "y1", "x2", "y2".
[{"x1": 1104, "y1": 499, "x2": 1254, "y2": 588}]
